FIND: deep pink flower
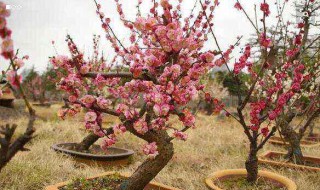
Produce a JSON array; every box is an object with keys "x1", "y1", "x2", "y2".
[
  {"x1": 101, "y1": 137, "x2": 116, "y2": 151},
  {"x1": 68, "y1": 95, "x2": 77, "y2": 103},
  {"x1": 234, "y1": 2, "x2": 242, "y2": 10},
  {"x1": 261, "y1": 127, "x2": 269, "y2": 137},
  {"x1": 259, "y1": 33, "x2": 272, "y2": 48},
  {"x1": 260, "y1": 3, "x2": 270, "y2": 16},
  {"x1": 6, "y1": 70, "x2": 22, "y2": 88},
  {"x1": 173, "y1": 130, "x2": 188, "y2": 141},
  {"x1": 180, "y1": 109, "x2": 195, "y2": 127},
  {"x1": 268, "y1": 111, "x2": 277, "y2": 120}
]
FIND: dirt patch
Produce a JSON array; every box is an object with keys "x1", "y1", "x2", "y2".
[
  {"x1": 59, "y1": 173, "x2": 125, "y2": 190},
  {"x1": 214, "y1": 175, "x2": 286, "y2": 190}
]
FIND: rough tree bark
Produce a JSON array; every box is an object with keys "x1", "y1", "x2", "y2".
[
  {"x1": 281, "y1": 124, "x2": 304, "y2": 164},
  {"x1": 276, "y1": 112, "x2": 304, "y2": 164},
  {"x1": 120, "y1": 127, "x2": 174, "y2": 190},
  {"x1": 308, "y1": 121, "x2": 315, "y2": 137},
  {"x1": 75, "y1": 133, "x2": 100, "y2": 151},
  {"x1": 245, "y1": 140, "x2": 258, "y2": 183},
  {"x1": 284, "y1": 133, "x2": 303, "y2": 164}
]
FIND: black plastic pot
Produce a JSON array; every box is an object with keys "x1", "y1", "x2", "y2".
[{"x1": 51, "y1": 143, "x2": 134, "y2": 166}]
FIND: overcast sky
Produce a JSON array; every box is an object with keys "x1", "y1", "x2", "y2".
[{"x1": 0, "y1": 0, "x2": 299, "y2": 73}]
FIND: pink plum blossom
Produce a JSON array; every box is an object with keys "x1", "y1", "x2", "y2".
[
  {"x1": 143, "y1": 142, "x2": 159, "y2": 159},
  {"x1": 85, "y1": 111, "x2": 97, "y2": 122}
]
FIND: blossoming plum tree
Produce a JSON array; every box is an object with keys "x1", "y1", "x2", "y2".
[
  {"x1": 204, "y1": 0, "x2": 319, "y2": 183},
  {"x1": 52, "y1": 0, "x2": 219, "y2": 189},
  {"x1": 0, "y1": 2, "x2": 36, "y2": 171},
  {"x1": 267, "y1": 0, "x2": 320, "y2": 164},
  {"x1": 244, "y1": 0, "x2": 320, "y2": 164}
]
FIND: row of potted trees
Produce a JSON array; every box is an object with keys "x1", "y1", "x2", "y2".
[{"x1": 1, "y1": 0, "x2": 319, "y2": 190}]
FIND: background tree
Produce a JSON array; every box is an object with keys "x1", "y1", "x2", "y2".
[
  {"x1": 0, "y1": 2, "x2": 36, "y2": 172},
  {"x1": 204, "y1": 0, "x2": 319, "y2": 183},
  {"x1": 246, "y1": 0, "x2": 320, "y2": 164},
  {"x1": 215, "y1": 70, "x2": 249, "y2": 96}
]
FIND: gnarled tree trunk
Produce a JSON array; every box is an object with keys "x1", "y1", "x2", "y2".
[
  {"x1": 282, "y1": 125, "x2": 304, "y2": 164},
  {"x1": 277, "y1": 112, "x2": 304, "y2": 164},
  {"x1": 120, "y1": 129, "x2": 174, "y2": 190},
  {"x1": 284, "y1": 134, "x2": 303, "y2": 164}
]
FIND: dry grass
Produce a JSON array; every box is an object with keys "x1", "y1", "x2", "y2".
[{"x1": 0, "y1": 104, "x2": 319, "y2": 190}]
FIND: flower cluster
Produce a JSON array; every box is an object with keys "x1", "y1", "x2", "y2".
[
  {"x1": 234, "y1": 45, "x2": 251, "y2": 75},
  {"x1": 260, "y1": 3, "x2": 271, "y2": 16},
  {"x1": 0, "y1": 2, "x2": 13, "y2": 60},
  {"x1": 142, "y1": 142, "x2": 159, "y2": 159}
]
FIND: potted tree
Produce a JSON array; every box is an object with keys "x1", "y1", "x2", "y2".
[
  {"x1": 47, "y1": 0, "x2": 219, "y2": 189},
  {"x1": 202, "y1": 0, "x2": 317, "y2": 189},
  {"x1": 252, "y1": 1, "x2": 320, "y2": 172}
]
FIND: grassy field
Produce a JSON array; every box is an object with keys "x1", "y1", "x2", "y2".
[{"x1": 0, "y1": 102, "x2": 319, "y2": 190}]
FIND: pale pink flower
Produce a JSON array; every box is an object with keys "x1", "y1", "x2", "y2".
[
  {"x1": 153, "y1": 104, "x2": 170, "y2": 116},
  {"x1": 85, "y1": 111, "x2": 97, "y2": 122},
  {"x1": 80, "y1": 65, "x2": 90, "y2": 74},
  {"x1": 143, "y1": 142, "x2": 159, "y2": 159},
  {"x1": 134, "y1": 119, "x2": 148, "y2": 134},
  {"x1": 80, "y1": 95, "x2": 95, "y2": 107},
  {"x1": 96, "y1": 96, "x2": 112, "y2": 109},
  {"x1": 13, "y1": 58, "x2": 24, "y2": 68},
  {"x1": 113, "y1": 124, "x2": 126, "y2": 135},
  {"x1": 50, "y1": 55, "x2": 68, "y2": 69},
  {"x1": 1, "y1": 37, "x2": 13, "y2": 59},
  {"x1": 134, "y1": 17, "x2": 146, "y2": 31},
  {"x1": 0, "y1": 2, "x2": 10, "y2": 18},
  {"x1": 57, "y1": 109, "x2": 68, "y2": 119}
]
